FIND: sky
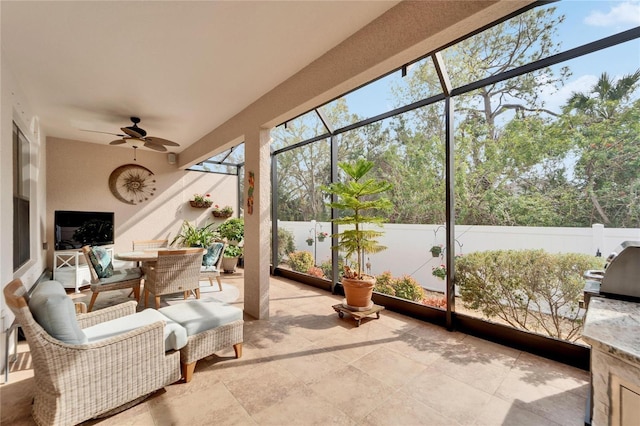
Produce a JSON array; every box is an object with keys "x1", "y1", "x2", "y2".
[{"x1": 342, "y1": 0, "x2": 640, "y2": 120}]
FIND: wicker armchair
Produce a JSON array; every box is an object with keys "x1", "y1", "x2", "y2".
[
  {"x1": 3, "y1": 279, "x2": 181, "y2": 426},
  {"x1": 143, "y1": 248, "x2": 204, "y2": 309},
  {"x1": 81, "y1": 245, "x2": 143, "y2": 311}
]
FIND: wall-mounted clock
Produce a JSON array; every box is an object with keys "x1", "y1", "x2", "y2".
[{"x1": 108, "y1": 164, "x2": 156, "y2": 205}]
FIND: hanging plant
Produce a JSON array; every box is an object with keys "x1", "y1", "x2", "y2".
[{"x1": 430, "y1": 245, "x2": 443, "y2": 257}]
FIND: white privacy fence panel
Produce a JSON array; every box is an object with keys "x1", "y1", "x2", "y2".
[{"x1": 279, "y1": 222, "x2": 640, "y2": 293}]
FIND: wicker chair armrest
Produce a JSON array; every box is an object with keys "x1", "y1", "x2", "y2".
[{"x1": 77, "y1": 300, "x2": 138, "y2": 328}]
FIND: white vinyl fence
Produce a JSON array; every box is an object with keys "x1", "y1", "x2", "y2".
[{"x1": 280, "y1": 222, "x2": 640, "y2": 293}]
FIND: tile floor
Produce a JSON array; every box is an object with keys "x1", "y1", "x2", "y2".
[{"x1": 1, "y1": 273, "x2": 590, "y2": 425}]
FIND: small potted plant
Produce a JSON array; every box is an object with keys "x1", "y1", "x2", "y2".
[
  {"x1": 190, "y1": 193, "x2": 212, "y2": 208},
  {"x1": 222, "y1": 244, "x2": 243, "y2": 273},
  {"x1": 317, "y1": 231, "x2": 328, "y2": 242},
  {"x1": 430, "y1": 245, "x2": 443, "y2": 257},
  {"x1": 306, "y1": 237, "x2": 314, "y2": 246},
  {"x1": 322, "y1": 158, "x2": 393, "y2": 309}
]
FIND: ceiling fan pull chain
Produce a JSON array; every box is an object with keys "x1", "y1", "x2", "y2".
[{"x1": 133, "y1": 145, "x2": 138, "y2": 161}]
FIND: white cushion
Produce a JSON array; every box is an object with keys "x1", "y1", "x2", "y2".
[
  {"x1": 159, "y1": 299, "x2": 243, "y2": 336},
  {"x1": 83, "y1": 309, "x2": 188, "y2": 351},
  {"x1": 28, "y1": 280, "x2": 88, "y2": 344}
]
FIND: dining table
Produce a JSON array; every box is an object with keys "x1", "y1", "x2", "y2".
[{"x1": 114, "y1": 249, "x2": 164, "y2": 263}]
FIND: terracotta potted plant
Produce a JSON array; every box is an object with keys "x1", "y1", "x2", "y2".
[{"x1": 322, "y1": 158, "x2": 393, "y2": 310}]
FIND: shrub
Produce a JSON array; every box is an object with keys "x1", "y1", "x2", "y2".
[
  {"x1": 273, "y1": 228, "x2": 295, "y2": 266},
  {"x1": 391, "y1": 275, "x2": 425, "y2": 302},
  {"x1": 374, "y1": 271, "x2": 424, "y2": 302},
  {"x1": 318, "y1": 256, "x2": 345, "y2": 280},
  {"x1": 455, "y1": 249, "x2": 604, "y2": 341},
  {"x1": 423, "y1": 296, "x2": 446, "y2": 309},
  {"x1": 288, "y1": 251, "x2": 314, "y2": 273},
  {"x1": 374, "y1": 271, "x2": 396, "y2": 296},
  {"x1": 307, "y1": 266, "x2": 325, "y2": 278}
]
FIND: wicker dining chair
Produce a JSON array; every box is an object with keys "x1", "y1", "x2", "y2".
[
  {"x1": 131, "y1": 239, "x2": 169, "y2": 280},
  {"x1": 81, "y1": 245, "x2": 143, "y2": 312},
  {"x1": 132, "y1": 239, "x2": 169, "y2": 251},
  {"x1": 143, "y1": 248, "x2": 204, "y2": 309}
]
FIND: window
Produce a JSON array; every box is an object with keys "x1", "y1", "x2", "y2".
[{"x1": 13, "y1": 122, "x2": 30, "y2": 270}]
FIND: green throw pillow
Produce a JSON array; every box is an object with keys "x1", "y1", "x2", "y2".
[
  {"x1": 203, "y1": 242, "x2": 224, "y2": 267},
  {"x1": 89, "y1": 246, "x2": 114, "y2": 278}
]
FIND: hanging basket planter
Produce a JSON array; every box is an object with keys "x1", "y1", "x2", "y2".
[
  {"x1": 306, "y1": 239, "x2": 314, "y2": 246},
  {"x1": 430, "y1": 245, "x2": 442, "y2": 257},
  {"x1": 212, "y1": 211, "x2": 232, "y2": 218},
  {"x1": 190, "y1": 200, "x2": 212, "y2": 208}
]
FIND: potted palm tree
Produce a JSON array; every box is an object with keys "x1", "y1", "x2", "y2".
[{"x1": 322, "y1": 158, "x2": 393, "y2": 309}]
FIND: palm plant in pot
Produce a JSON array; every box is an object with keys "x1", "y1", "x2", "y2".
[
  {"x1": 322, "y1": 158, "x2": 393, "y2": 310},
  {"x1": 171, "y1": 221, "x2": 219, "y2": 248}
]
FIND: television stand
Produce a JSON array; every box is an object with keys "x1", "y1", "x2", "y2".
[{"x1": 53, "y1": 247, "x2": 113, "y2": 293}]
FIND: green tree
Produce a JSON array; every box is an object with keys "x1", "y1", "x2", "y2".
[
  {"x1": 559, "y1": 71, "x2": 640, "y2": 226},
  {"x1": 386, "y1": 7, "x2": 569, "y2": 225}
]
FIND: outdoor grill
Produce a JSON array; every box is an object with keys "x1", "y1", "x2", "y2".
[{"x1": 583, "y1": 240, "x2": 640, "y2": 309}]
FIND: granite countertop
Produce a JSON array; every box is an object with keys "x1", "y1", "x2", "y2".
[{"x1": 582, "y1": 297, "x2": 640, "y2": 364}]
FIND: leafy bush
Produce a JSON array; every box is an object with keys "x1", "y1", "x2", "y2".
[
  {"x1": 374, "y1": 271, "x2": 425, "y2": 302},
  {"x1": 307, "y1": 266, "x2": 325, "y2": 278},
  {"x1": 217, "y1": 218, "x2": 244, "y2": 242},
  {"x1": 288, "y1": 251, "x2": 314, "y2": 273},
  {"x1": 391, "y1": 275, "x2": 425, "y2": 302},
  {"x1": 319, "y1": 256, "x2": 344, "y2": 280},
  {"x1": 423, "y1": 296, "x2": 446, "y2": 309},
  {"x1": 455, "y1": 249, "x2": 604, "y2": 341},
  {"x1": 373, "y1": 271, "x2": 396, "y2": 296},
  {"x1": 274, "y1": 228, "x2": 296, "y2": 265}
]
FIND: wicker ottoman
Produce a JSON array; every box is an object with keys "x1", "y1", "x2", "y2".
[{"x1": 159, "y1": 299, "x2": 243, "y2": 382}]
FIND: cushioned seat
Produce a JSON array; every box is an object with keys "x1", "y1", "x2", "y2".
[
  {"x1": 97, "y1": 267, "x2": 143, "y2": 284},
  {"x1": 83, "y1": 308, "x2": 187, "y2": 352},
  {"x1": 159, "y1": 299, "x2": 243, "y2": 382},
  {"x1": 159, "y1": 298, "x2": 242, "y2": 336}
]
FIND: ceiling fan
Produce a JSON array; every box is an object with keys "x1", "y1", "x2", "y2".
[{"x1": 83, "y1": 116, "x2": 179, "y2": 153}]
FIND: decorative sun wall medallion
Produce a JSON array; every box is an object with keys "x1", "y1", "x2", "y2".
[{"x1": 108, "y1": 164, "x2": 156, "y2": 205}]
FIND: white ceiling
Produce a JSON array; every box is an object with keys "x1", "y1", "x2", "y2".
[{"x1": 2, "y1": 1, "x2": 399, "y2": 153}]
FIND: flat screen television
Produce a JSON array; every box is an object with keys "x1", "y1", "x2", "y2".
[{"x1": 54, "y1": 210, "x2": 115, "y2": 250}]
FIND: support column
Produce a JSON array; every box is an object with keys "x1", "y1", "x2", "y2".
[{"x1": 243, "y1": 128, "x2": 271, "y2": 319}]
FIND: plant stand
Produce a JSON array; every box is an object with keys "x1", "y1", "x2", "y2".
[{"x1": 332, "y1": 303, "x2": 384, "y2": 327}]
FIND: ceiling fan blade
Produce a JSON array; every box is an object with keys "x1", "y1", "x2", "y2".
[
  {"x1": 121, "y1": 127, "x2": 145, "y2": 139},
  {"x1": 144, "y1": 136, "x2": 180, "y2": 147},
  {"x1": 81, "y1": 129, "x2": 126, "y2": 137},
  {"x1": 110, "y1": 139, "x2": 128, "y2": 145},
  {"x1": 144, "y1": 141, "x2": 167, "y2": 152}
]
